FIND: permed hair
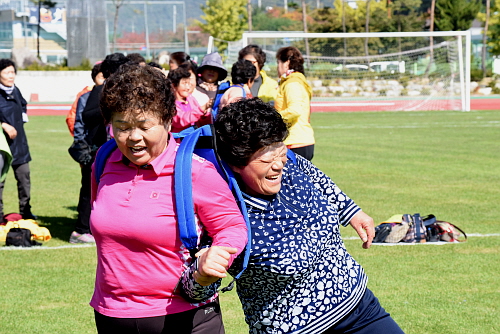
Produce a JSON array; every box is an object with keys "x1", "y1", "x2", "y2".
[
  {"x1": 100, "y1": 53, "x2": 129, "y2": 79},
  {"x1": 276, "y1": 46, "x2": 305, "y2": 75},
  {"x1": 91, "y1": 63, "x2": 101, "y2": 81},
  {"x1": 214, "y1": 98, "x2": 289, "y2": 167},
  {"x1": 167, "y1": 66, "x2": 192, "y2": 87},
  {"x1": 0, "y1": 59, "x2": 16, "y2": 73},
  {"x1": 100, "y1": 63, "x2": 176, "y2": 125},
  {"x1": 231, "y1": 59, "x2": 256, "y2": 85},
  {"x1": 238, "y1": 44, "x2": 266, "y2": 71}
]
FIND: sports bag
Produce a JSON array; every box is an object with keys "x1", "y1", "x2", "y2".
[
  {"x1": 5, "y1": 226, "x2": 41, "y2": 247},
  {"x1": 402, "y1": 213, "x2": 427, "y2": 243}
]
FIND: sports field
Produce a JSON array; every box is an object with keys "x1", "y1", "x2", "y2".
[{"x1": 1, "y1": 110, "x2": 499, "y2": 333}]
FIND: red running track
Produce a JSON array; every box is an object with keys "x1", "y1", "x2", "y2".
[{"x1": 27, "y1": 98, "x2": 500, "y2": 116}]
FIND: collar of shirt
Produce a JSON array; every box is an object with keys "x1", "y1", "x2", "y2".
[
  {"x1": 242, "y1": 192, "x2": 275, "y2": 211},
  {"x1": 107, "y1": 134, "x2": 178, "y2": 176}
]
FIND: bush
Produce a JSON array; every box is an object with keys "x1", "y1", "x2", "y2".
[{"x1": 22, "y1": 58, "x2": 93, "y2": 71}]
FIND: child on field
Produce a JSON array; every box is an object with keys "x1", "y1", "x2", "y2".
[{"x1": 168, "y1": 66, "x2": 211, "y2": 133}]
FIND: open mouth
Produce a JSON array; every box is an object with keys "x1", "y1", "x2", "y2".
[
  {"x1": 130, "y1": 146, "x2": 147, "y2": 154},
  {"x1": 266, "y1": 175, "x2": 280, "y2": 181}
]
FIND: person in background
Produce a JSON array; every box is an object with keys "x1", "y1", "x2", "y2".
[
  {"x1": 219, "y1": 59, "x2": 256, "y2": 110},
  {"x1": 203, "y1": 98, "x2": 403, "y2": 334},
  {"x1": 91, "y1": 63, "x2": 247, "y2": 334},
  {"x1": 0, "y1": 59, "x2": 36, "y2": 221},
  {"x1": 66, "y1": 62, "x2": 104, "y2": 136},
  {"x1": 195, "y1": 52, "x2": 227, "y2": 110},
  {"x1": 178, "y1": 62, "x2": 210, "y2": 111},
  {"x1": 169, "y1": 51, "x2": 191, "y2": 70},
  {"x1": 238, "y1": 44, "x2": 278, "y2": 104},
  {"x1": 126, "y1": 53, "x2": 146, "y2": 66},
  {"x1": 69, "y1": 53, "x2": 129, "y2": 244},
  {"x1": 275, "y1": 46, "x2": 315, "y2": 161},
  {"x1": 167, "y1": 66, "x2": 211, "y2": 133}
]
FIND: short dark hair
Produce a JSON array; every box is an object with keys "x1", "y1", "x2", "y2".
[
  {"x1": 0, "y1": 59, "x2": 16, "y2": 73},
  {"x1": 167, "y1": 66, "x2": 192, "y2": 87},
  {"x1": 214, "y1": 98, "x2": 289, "y2": 167},
  {"x1": 148, "y1": 61, "x2": 162, "y2": 69},
  {"x1": 276, "y1": 46, "x2": 305, "y2": 75},
  {"x1": 100, "y1": 63, "x2": 176, "y2": 125},
  {"x1": 231, "y1": 59, "x2": 256, "y2": 85},
  {"x1": 100, "y1": 53, "x2": 129, "y2": 79},
  {"x1": 126, "y1": 53, "x2": 146, "y2": 64},
  {"x1": 91, "y1": 63, "x2": 101, "y2": 81},
  {"x1": 170, "y1": 52, "x2": 190, "y2": 67},
  {"x1": 238, "y1": 44, "x2": 266, "y2": 71},
  {"x1": 178, "y1": 61, "x2": 197, "y2": 75}
]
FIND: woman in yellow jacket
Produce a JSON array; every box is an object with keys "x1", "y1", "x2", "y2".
[
  {"x1": 238, "y1": 45, "x2": 278, "y2": 104},
  {"x1": 275, "y1": 46, "x2": 315, "y2": 160}
]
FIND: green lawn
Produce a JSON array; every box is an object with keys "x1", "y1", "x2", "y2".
[{"x1": 1, "y1": 111, "x2": 499, "y2": 333}]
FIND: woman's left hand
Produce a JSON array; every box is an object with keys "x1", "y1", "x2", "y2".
[
  {"x1": 349, "y1": 211, "x2": 375, "y2": 249},
  {"x1": 193, "y1": 246, "x2": 237, "y2": 286}
]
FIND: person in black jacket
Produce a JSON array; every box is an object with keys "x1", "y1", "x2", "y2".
[
  {"x1": 69, "y1": 53, "x2": 129, "y2": 243},
  {"x1": 0, "y1": 59, "x2": 35, "y2": 222}
]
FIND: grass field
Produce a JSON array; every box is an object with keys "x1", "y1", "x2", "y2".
[{"x1": 1, "y1": 110, "x2": 499, "y2": 334}]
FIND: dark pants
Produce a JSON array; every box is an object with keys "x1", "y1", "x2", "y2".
[
  {"x1": 0, "y1": 162, "x2": 32, "y2": 219},
  {"x1": 75, "y1": 163, "x2": 92, "y2": 234},
  {"x1": 94, "y1": 300, "x2": 225, "y2": 334},
  {"x1": 324, "y1": 289, "x2": 404, "y2": 334},
  {"x1": 291, "y1": 144, "x2": 314, "y2": 161}
]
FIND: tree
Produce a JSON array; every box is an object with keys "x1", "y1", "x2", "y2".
[
  {"x1": 390, "y1": 0, "x2": 424, "y2": 58},
  {"x1": 111, "y1": 0, "x2": 127, "y2": 53},
  {"x1": 197, "y1": 0, "x2": 247, "y2": 54},
  {"x1": 31, "y1": 0, "x2": 57, "y2": 60},
  {"x1": 434, "y1": 0, "x2": 481, "y2": 31},
  {"x1": 424, "y1": 0, "x2": 435, "y2": 76},
  {"x1": 480, "y1": 0, "x2": 500, "y2": 56}
]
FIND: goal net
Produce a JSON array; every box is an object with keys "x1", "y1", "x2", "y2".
[{"x1": 235, "y1": 32, "x2": 470, "y2": 112}]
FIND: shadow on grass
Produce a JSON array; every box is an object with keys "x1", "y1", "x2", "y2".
[{"x1": 37, "y1": 215, "x2": 76, "y2": 242}]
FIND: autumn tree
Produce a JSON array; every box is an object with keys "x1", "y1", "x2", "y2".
[{"x1": 197, "y1": 0, "x2": 247, "y2": 54}]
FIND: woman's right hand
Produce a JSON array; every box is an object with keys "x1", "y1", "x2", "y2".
[
  {"x1": 194, "y1": 246, "x2": 237, "y2": 286},
  {"x1": 2, "y1": 122, "x2": 17, "y2": 139}
]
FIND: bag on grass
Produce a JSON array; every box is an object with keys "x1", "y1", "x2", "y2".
[
  {"x1": 432, "y1": 221, "x2": 467, "y2": 242},
  {"x1": 402, "y1": 213, "x2": 427, "y2": 243},
  {"x1": 373, "y1": 223, "x2": 392, "y2": 243},
  {"x1": 5, "y1": 226, "x2": 41, "y2": 247},
  {"x1": 385, "y1": 222, "x2": 410, "y2": 243}
]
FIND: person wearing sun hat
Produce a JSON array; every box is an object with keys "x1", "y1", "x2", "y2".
[{"x1": 195, "y1": 52, "x2": 228, "y2": 109}]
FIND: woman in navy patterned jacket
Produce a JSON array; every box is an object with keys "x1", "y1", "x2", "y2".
[{"x1": 207, "y1": 98, "x2": 404, "y2": 334}]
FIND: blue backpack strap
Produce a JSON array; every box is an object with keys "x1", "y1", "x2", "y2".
[
  {"x1": 94, "y1": 139, "x2": 118, "y2": 184},
  {"x1": 174, "y1": 124, "x2": 251, "y2": 280},
  {"x1": 211, "y1": 81, "x2": 231, "y2": 121},
  {"x1": 286, "y1": 148, "x2": 297, "y2": 165}
]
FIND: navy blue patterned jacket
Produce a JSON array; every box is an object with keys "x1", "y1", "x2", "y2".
[
  {"x1": 180, "y1": 153, "x2": 368, "y2": 333},
  {"x1": 228, "y1": 154, "x2": 367, "y2": 334}
]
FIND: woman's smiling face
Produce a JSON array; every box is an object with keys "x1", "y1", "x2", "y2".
[
  {"x1": 232, "y1": 142, "x2": 288, "y2": 196},
  {"x1": 112, "y1": 111, "x2": 169, "y2": 166}
]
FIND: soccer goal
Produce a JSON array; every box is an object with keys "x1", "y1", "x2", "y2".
[{"x1": 238, "y1": 31, "x2": 471, "y2": 112}]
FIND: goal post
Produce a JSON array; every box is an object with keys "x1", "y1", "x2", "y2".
[{"x1": 240, "y1": 31, "x2": 471, "y2": 112}]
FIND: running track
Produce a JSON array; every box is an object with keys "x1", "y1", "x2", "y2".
[{"x1": 28, "y1": 98, "x2": 500, "y2": 116}]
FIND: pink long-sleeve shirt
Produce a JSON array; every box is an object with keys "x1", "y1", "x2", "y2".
[
  {"x1": 172, "y1": 95, "x2": 211, "y2": 133},
  {"x1": 89, "y1": 135, "x2": 247, "y2": 318}
]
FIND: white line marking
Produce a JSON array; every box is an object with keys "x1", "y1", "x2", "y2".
[
  {"x1": 27, "y1": 106, "x2": 70, "y2": 110},
  {"x1": 1, "y1": 234, "x2": 498, "y2": 251}
]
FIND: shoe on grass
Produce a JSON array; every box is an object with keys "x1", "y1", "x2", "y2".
[{"x1": 69, "y1": 231, "x2": 95, "y2": 244}]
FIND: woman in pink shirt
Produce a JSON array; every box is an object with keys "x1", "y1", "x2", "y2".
[
  {"x1": 91, "y1": 63, "x2": 247, "y2": 334},
  {"x1": 168, "y1": 66, "x2": 211, "y2": 133}
]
